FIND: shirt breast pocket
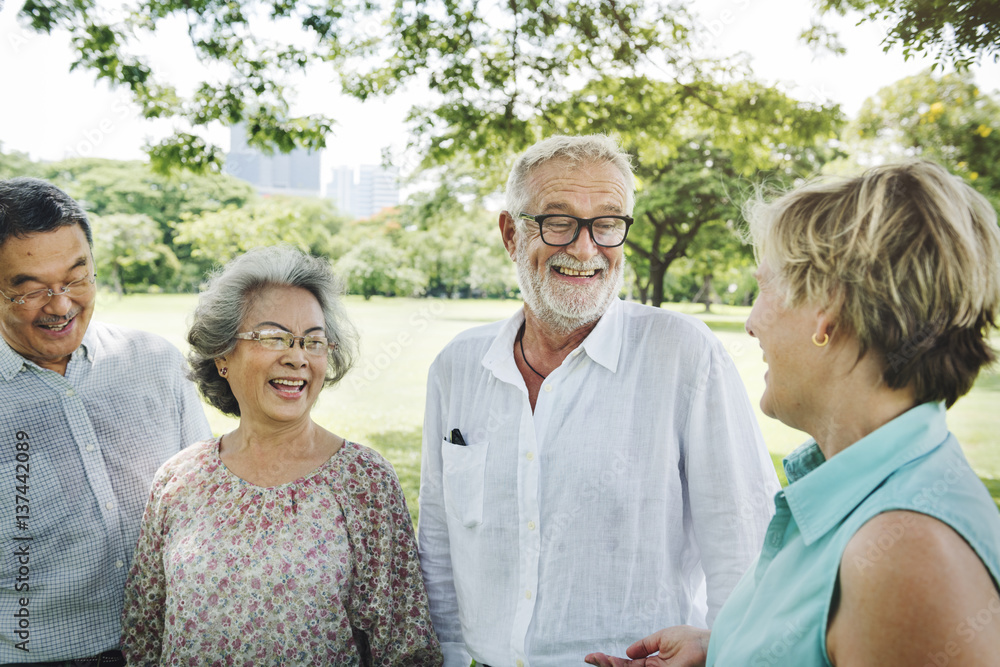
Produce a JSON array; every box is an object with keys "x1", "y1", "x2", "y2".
[{"x1": 441, "y1": 438, "x2": 489, "y2": 528}]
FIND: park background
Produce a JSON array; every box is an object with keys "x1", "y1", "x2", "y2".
[{"x1": 1, "y1": 0, "x2": 999, "y2": 517}]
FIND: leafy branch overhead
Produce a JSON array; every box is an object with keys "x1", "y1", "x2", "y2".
[
  {"x1": 19, "y1": 0, "x2": 838, "y2": 177},
  {"x1": 811, "y1": 0, "x2": 999, "y2": 70}
]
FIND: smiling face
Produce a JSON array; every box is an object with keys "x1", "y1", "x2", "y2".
[
  {"x1": 745, "y1": 262, "x2": 825, "y2": 431},
  {"x1": 504, "y1": 159, "x2": 627, "y2": 335},
  {"x1": 0, "y1": 225, "x2": 96, "y2": 375},
  {"x1": 217, "y1": 285, "x2": 328, "y2": 427}
]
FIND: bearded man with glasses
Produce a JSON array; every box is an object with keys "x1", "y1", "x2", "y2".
[
  {"x1": 417, "y1": 135, "x2": 779, "y2": 666},
  {"x1": 0, "y1": 178, "x2": 210, "y2": 665}
]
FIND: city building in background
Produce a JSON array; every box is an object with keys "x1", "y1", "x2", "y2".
[
  {"x1": 224, "y1": 124, "x2": 322, "y2": 197},
  {"x1": 326, "y1": 164, "x2": 400, "y2": 219}
]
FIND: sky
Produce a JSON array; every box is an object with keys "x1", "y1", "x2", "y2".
[{"x1": 1, "y1": 0, "x2": 997, "y2": 182}]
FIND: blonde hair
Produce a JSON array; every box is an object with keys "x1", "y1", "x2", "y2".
[{"x1": 745, "y1": 160, "x2": 1000, "y2": 407}]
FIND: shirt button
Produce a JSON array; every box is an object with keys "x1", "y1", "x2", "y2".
[
  {"x1": 543, "y1": 384, "x2": 553, "y2": 393},
  {"x1": 105, "y1": 501, "x2": 114, "y2": 510},
  {"x1": 525, "y1": 590, "x2": 532, "y2": 599},
  {"x1": 516, "y1": 661, "x2": 524, "y2": 667},
  {"x1": 66, "y1": 389, "x2": 75, "y2": 397},
  {"x1": 526, "y1": 452, "x2": 535, "y2": 461},
  {"x1": 115, "y1": 560, "x2": 124, "y2": 569},
  {"x1": 86, "y1": 444, "x2": 95, "y2": 452},
  {"x1": 528, "y1": 521, "x2": 536, "y2": 531}
]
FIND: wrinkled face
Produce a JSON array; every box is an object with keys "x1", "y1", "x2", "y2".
[
  {"x1": 0, "y1": 225, "x2": 96, "y2": 375},
  {"x1": 745, "y1": 263, "x2": 821, "y2": 430},
  {"x1": 509, "y1": 159, "x2": 627, "y2": 334},
  {"x1": 217, "y1": 285, "x2": 328, "y2": 426}
]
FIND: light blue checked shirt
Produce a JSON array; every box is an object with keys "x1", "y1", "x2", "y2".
[{"x1": 0, "y1": 320, "x2": 211, "y2": 662}]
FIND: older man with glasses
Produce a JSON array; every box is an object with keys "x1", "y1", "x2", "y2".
[
  {"x1": 417, "y1": 135, "x2": 779, "y2": 667},
  {"x1": 0, "y1": 178, "x2": 210, "y2": 665}
]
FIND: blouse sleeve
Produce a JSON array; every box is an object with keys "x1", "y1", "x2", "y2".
[
  {"x1": 341, "y1": 448, "x2": 444, "y2": 667},
  {"x1": 120, "y1": 465, "x2": 172, "y2": 666}
]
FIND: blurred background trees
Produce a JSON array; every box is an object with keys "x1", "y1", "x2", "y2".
[{"x1": 7, "y1": 0, "x2": 999, "y2": 303}]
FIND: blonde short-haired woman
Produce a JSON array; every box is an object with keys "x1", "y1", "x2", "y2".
[{"x1": 588, "y1": 160, "x2": 1000, "y2": 667}]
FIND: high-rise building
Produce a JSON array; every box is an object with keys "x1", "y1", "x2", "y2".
[
  {"x1": 326, "y1": 164, "x2": 400, "y2": 219},
  {"x1": 224, "y1": 124, "x2": 322, "y2": 197}
]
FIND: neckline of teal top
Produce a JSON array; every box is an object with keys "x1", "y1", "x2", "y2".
[{"x1": 780, "y1": 401, "x2": 948, "y2": 546}]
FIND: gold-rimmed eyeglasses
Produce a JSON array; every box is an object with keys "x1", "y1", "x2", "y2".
[{"x1": 233, "y1": 329, "x2": 333, "y2": 355}]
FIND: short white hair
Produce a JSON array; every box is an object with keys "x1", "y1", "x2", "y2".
[{"x1": 504, "y1": 135, "x2": 636, "y2": 225}]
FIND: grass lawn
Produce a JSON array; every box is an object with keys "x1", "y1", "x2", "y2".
[{"x1": 95, "y1": 293, "x2": 1000, "y2": 518}]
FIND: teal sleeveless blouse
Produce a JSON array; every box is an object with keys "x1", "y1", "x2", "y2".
[{"x1": 707, "y1": 402, "x2": 1000, "y2": 666}]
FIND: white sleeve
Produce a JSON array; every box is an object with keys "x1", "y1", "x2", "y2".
[
  {"x1": 682, "y1": 338, "x2": 779, "y2": 627},
  {"x1": 417, "y1": 363, "x2": 473, "y2": 667}
]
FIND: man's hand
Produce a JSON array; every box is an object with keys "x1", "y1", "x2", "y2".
[{"x1": 584, "y1": 626, "x2": 710, "y2": 667}]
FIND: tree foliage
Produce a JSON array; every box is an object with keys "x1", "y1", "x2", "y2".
[
  {"x1": 813, "y1": 0, "x2": 1000, "y2": 69},
  {"x1": 845, "y1": 68, "x2": 1000, "y2": 208},
  {"x1": 17, "y1": 0, "x2": 851, "y2": 303},
  {"x1": 91, "y1": 213, "x2": 181, "y2": 294},
  {"x1": 172, "y1": 196, "x2": 347, "y2": 265},
  {"x1": 18, "y1": 0, "x2": 839, "y2": 176},
  {"x1": 335, "y1": 237, "x2": 426, "y2": 300}
]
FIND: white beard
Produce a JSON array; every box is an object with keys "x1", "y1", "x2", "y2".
[{"x1": 514, "y1": 233, "x2": 625, "y2": 336}]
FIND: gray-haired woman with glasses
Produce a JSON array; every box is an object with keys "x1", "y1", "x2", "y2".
[{"x1": 121, "y1": 246, "x2": 442, "y2": 666}]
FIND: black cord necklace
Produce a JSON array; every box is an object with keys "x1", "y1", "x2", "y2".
[{"x1": 518, "y1": 328, "x2": 547, "y2": 380}]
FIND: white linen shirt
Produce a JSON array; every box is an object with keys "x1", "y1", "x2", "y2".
[{"x1": 418, "y1": 299, "x2": 779, "y2": 667}]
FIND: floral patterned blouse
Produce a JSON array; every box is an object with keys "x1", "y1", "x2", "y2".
[{"x1": 120, "y1": 438, "x2": 442, "y2": 666}]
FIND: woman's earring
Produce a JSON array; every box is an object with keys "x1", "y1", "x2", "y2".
[
  {"x1": 812, "y1": 332, "x2": 830, "y2": 347},
  {"x1": 219, "y1": 367, "x2": 228, "y2": 377}
]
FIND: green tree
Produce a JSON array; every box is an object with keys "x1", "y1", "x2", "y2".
[
  {"x1": 811, "y1": 0, "x2": 999, "y2": 69},
  {"x1": 19, "y1": 0, "x2": 837, "y2": 175},
  {"x1": 843, "y1": 69, "x2": 1000, "y2": 208},
  {"x1": 398, "y1": 186, "x2": 516, "y2": 298},
  {"x1": 91, "y1": 213, "x2": 181, "y2": 294},
  {"x1": 0, "y1": 144, "x2": 43, "y2": 180},
  {"x1": 172, "y1": 196, "x2": 347, "y2": 266},
  {"x1": 335, "y1": 237, "x2": 426, "y2": 300},
  {"x1": 21, "y1": 0, "x2": 840, "y2": 305}
]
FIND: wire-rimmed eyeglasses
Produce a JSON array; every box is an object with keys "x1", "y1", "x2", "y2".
[
  {"x1": 233, "y1": 329, "x2": 334, "y2": 355},
  {"x1": 0, "y1": 274, "x2": 96, "y2": 310}
]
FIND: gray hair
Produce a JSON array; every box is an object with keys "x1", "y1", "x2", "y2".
[
  {"x1": 503, "y1": 135, "x2": 636, "y2": 225},
  {"x1": 187, "y1": 246, "x2": 358, "y2": 417}
]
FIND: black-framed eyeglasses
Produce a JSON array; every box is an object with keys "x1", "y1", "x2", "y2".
[
  {"x1": 517, "y1": 212, "x2": 633, "y2": 248},
  {"x1": 234, "y1": 329, "x2": 334, "y2": 355},
  {"x1": 0, "y1": 274, "x2": 96, "y2": 310}
]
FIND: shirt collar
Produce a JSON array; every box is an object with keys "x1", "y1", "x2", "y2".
[
  {"x1": 0, "y1": 325, "x2": 96, "y2": 381},
  {"x1": 481, "y1": 299, "x2": 624, "y2": 381},
  {"x1": 782, "y1": 401, "x2": 949, "y2": 546}
]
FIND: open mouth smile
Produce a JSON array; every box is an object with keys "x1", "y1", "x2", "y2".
[
  {"x1": 269, "y1": 378, "x2": 307, "y2": 398},
  {"x1": 553, "y1": 266, "x2": 600, "y2": 278},
  {"x1": 36, "y1": 315, "x2": 76, "y2": 335}
]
